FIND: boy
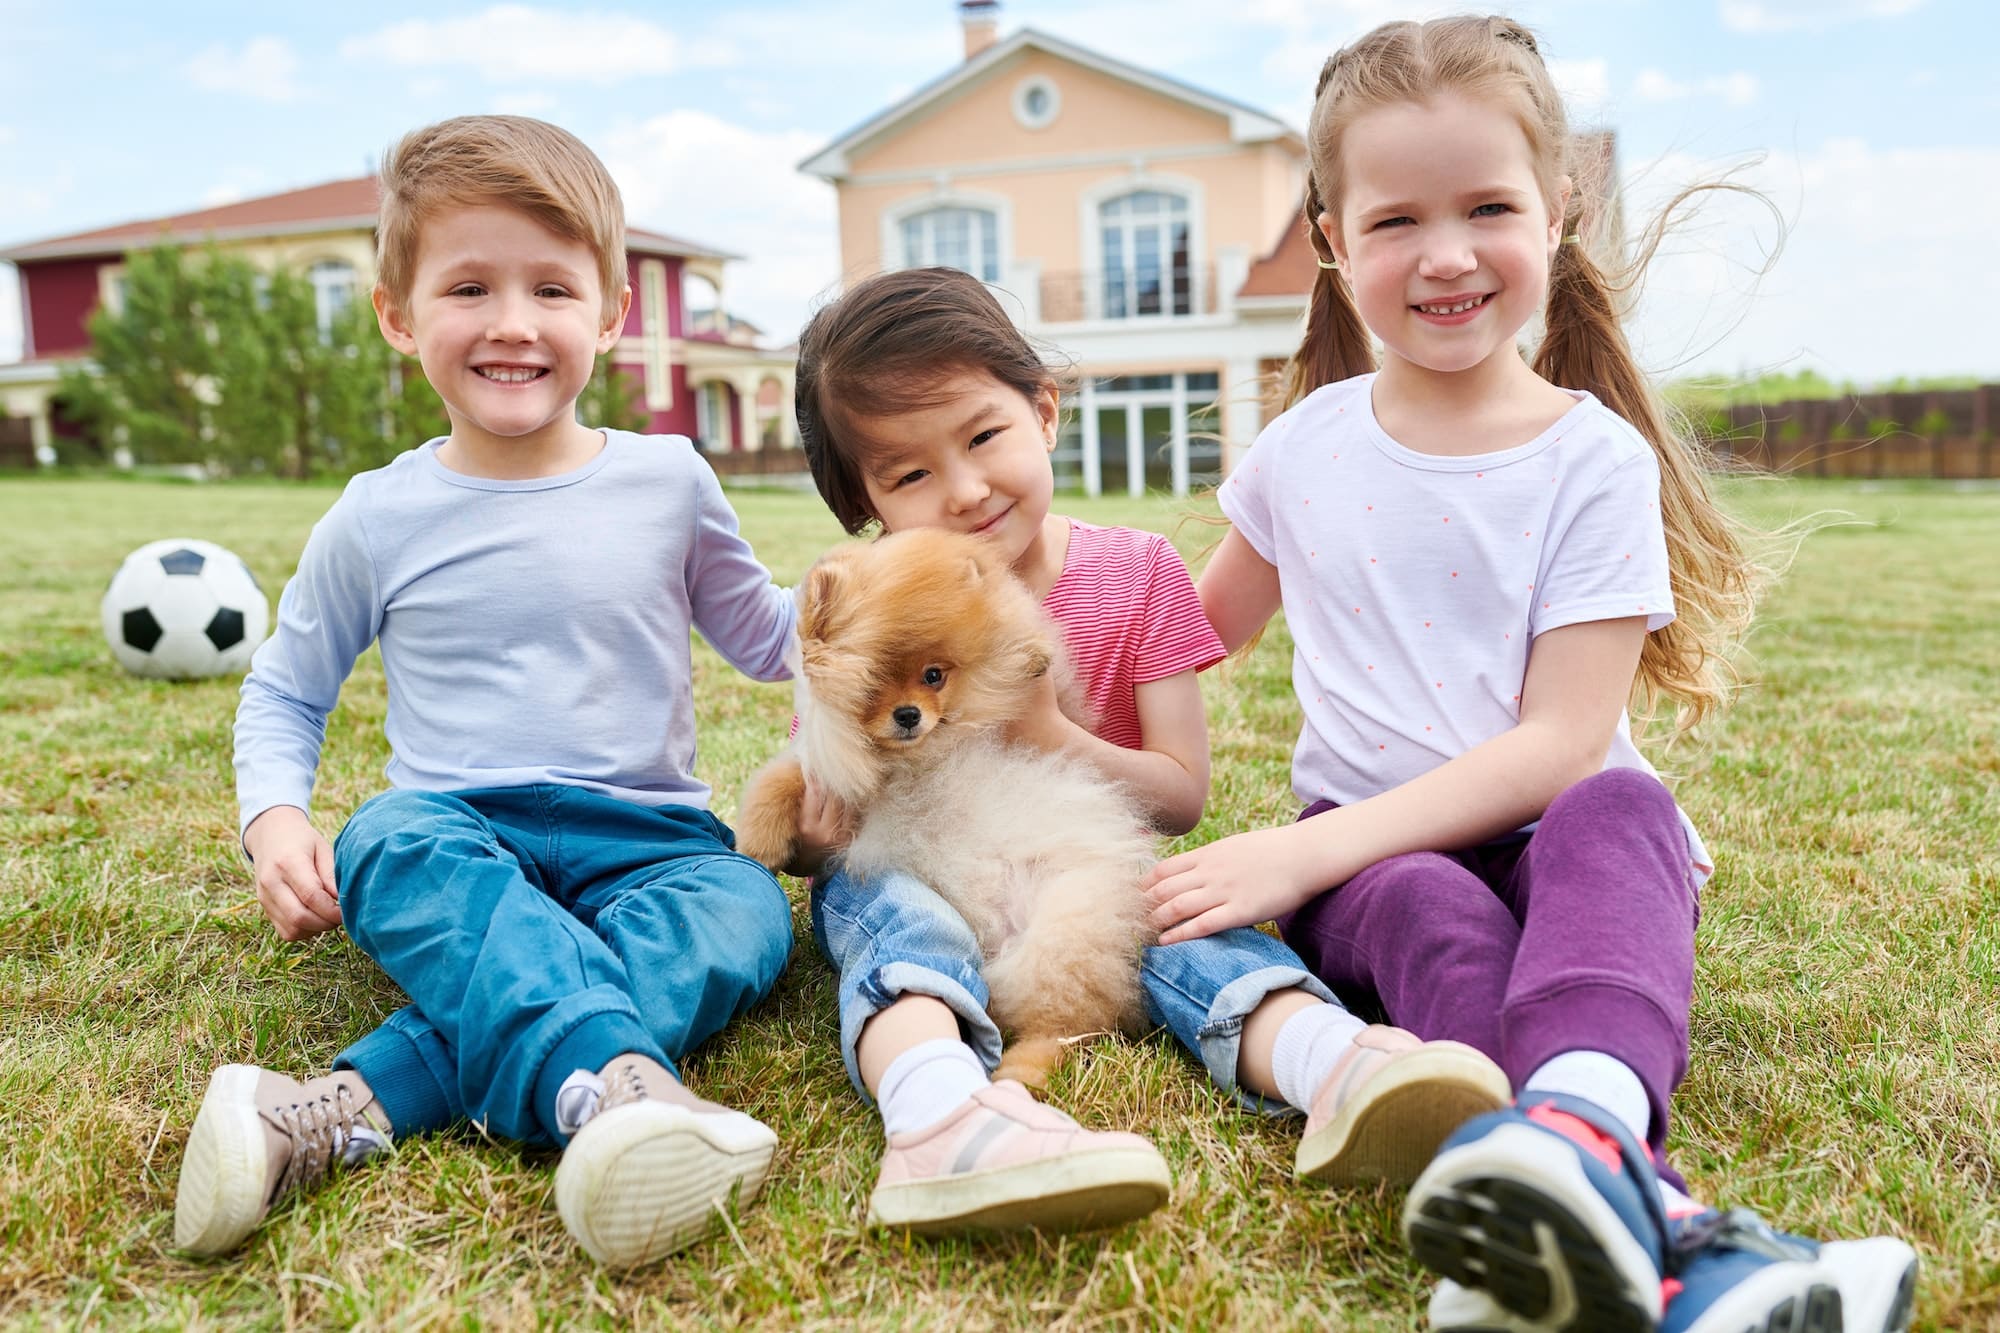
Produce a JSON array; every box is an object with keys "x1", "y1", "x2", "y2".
[{"x1": 172, "y1": 115, "x2": 797, "y2": 1271}]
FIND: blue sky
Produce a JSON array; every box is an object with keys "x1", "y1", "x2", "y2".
[{"x1": 2, "y1": 0, "x2": 1993, "y2": 383}]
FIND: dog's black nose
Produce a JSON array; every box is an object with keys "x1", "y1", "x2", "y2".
[{"x1": 892, "y1": 705, "x2": 922, "y2": 729}]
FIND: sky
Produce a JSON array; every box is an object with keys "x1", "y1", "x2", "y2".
[{"x1": 1, "y1": 0, "x2": 1994, "y2": 385}]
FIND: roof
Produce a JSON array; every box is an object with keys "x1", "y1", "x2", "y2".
[
  {"x1": 2, "y1": 175, "x2": 738, "y2": 263},
  {"x1": 800, "y1": 26, "x2": 1299, "y2": 181},
  {"x1": 1237, "y1": 215, "x2": 1315, "y2": 302}
]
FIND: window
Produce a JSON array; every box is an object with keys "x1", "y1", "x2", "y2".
[
  {"x1": 1013, "y1": 76, "x2": 1060, "y2": 130},
  {"x1": 1098, "y1": 190, "x2": 1192, "y2": 318},
  {"x1": 307, "y1": 260, "x2": 357, "y2": 338},
  {"x1": 899, "y1": 206, "x2": 1000, "y2": 283},
  {"x1": 682, "y1": 271, "x2": 723, "y2": 337}
]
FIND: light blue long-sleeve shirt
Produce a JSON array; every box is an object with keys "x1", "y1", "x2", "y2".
[{"x1": 234, "y1": 433, "x2": 796, "y2": 835}]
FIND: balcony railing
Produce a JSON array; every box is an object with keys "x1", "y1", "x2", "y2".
[{"x1": 1037, "y1": 266, "x2": 1217, "y2": 324}]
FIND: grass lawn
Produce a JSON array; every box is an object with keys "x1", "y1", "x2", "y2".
[{"x1": 1, "y1": 474, "x2": 1995, "y2": 1330}]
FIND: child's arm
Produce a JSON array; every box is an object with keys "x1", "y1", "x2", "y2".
[
  {"x1": 686, "y1": 463, "x2": 798, "y2": 682},
  {"x1": 1198, "y1": 528, "x2": 1283, "y2": 653},
  {"x1": 234, "y1": 495, "x2": 381, "y2": 940},
  {"x1": 1144, "y1": 615, "x2": 1647, "y2": 942},
  {"x1": 1011, "y1": 667, "x2": 1209, "y2": 835}
]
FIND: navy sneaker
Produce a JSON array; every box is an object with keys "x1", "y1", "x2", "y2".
[
  {"x1": 1669, "y1": 1211, "x2": 1918, "y2": 1333},
  {"x1": 1403, "y1": 1092, "x2": 1671, "y2": 1332},
  {"x1": 1659, "y1": 1209, "x2": 1838, "y2": 1333}
]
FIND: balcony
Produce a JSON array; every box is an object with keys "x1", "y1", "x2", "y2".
[{"x1": 1035, "y1": 265, "x2": 1217, "y2": 324}]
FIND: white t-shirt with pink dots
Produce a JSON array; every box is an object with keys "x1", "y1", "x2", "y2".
[{"x1": 1219, "y1": 373, "x2": 1710, "y2": 877}]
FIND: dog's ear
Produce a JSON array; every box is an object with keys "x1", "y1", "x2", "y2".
[{"x1": 798, "y1": 558, "x2": 848, "y2": 642}]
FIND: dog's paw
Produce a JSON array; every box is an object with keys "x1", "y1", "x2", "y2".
[{"x1": 736, "y1": 756, "x2": 807, "y2": 871}]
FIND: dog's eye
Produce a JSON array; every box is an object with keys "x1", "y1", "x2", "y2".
[{"x1": 921, "y1": 665, "x2": 946, "y2": 687}]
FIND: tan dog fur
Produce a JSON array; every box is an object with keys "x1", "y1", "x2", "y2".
[{"x1": 736, "y1": 528, "x2": 1157, "y2": 1091}]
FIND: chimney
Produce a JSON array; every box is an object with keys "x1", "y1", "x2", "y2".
[{"x1": 960, "y1": 0, "x2": 999, "y2": 61}]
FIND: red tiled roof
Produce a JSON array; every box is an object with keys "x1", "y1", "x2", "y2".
[
  {"x1": 3, "y1": 176, "x2": 734, "y2": 263},
  {"x1": 1237, "y1": 215, "x2": 1316, "y2": 301}
]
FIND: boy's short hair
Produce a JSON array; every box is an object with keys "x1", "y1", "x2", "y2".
[
  {"x1": 376, "y1": 114, "x2": 627, "y2": 324},
  {"x1": 794, "y1": 267, "x2": 1064, "y2": 535}
]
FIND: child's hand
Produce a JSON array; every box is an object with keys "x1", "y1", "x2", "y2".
[
  {"x1": 791, "y1": 776, "x2": 854, "y2": 876},
  {"x1": 243, "y1": 806, "x2": 343, "y2": 942},
  {"x1": 1143, "y1": 824, "x2": 1331, "y2": 944}
]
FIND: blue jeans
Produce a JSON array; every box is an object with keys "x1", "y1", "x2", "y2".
[
  {"x1": 810, "y1": 863, "x2": 1340, "y2": 1113},
  {"x1": 329, "y1": 786, "x2": 792, "y2": 1147}
]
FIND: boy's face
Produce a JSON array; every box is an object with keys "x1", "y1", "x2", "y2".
[{"x1": 375, "y1": 203, "x2": 630, "y2": 465}]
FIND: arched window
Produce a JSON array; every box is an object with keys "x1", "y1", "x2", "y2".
[
  {"x1": 307, "y1": 260, "x2": 357, "y2": 337},
  {"x1": 899, "y1": 206, "x2": 1000, "y2": 282},
  {"x1": 682, "y1": 271, "x2": 723, "y2": 337},
  {"x1": 1098, "y1": 190, "x2": 1191, "y2": 318}
]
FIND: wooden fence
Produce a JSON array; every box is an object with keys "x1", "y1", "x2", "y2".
[
  {"x1": 1704, "y1": 383, "x2": 1998, "y2": 479},
  {"x1": 0, "y1": 418, "x2": 36, "y2": 469},
  {"x1": 702, "y1": 444, "x2": 811, "y2": 478}
]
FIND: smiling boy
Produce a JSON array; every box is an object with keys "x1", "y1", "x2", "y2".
[{"x1": 172, "y1": 115, "x2": 797, "y2": 1270}]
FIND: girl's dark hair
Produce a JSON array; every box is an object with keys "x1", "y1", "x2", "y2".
[{"x1": 794, "y1": 267, "x2": 1061, "y2": 534}]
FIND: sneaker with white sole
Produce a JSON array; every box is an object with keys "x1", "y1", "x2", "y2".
[
  {"x1": 1295, "y1": 1026, "x2": 1512, "y2": 1186},
  {"x1": 553, "y1": 1054, "x2": 778, "y2": 1270},
  {"x1": 866, "y1": 1078, "x2": 1171, "y2": 1235},
  {"x1": 174, "y1": 1064, "x2": 391, "y2": 1255},
  {"x1": 1428, "y1": 1208, "x2": 1920, "y2": 1333},
  {"x1": 1404, "y1": 1091, "x2": 1672, "y2": 1333}
]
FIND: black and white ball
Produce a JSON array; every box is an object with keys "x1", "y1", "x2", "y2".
[{"x1": 101, "y1": 539, "x2": 269, "y2": 680}]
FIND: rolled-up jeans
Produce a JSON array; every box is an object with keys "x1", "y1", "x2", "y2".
[{"x1": 811, "y1": 862, "x2": 1343, "y2": 1112}]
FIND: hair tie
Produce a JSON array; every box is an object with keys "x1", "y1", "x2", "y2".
[
  {"x1": 1316, "y1": 257, "x2": 1339, "y2": 270},
  {"x1": 1562, "y1": 234, "x2": 1581, "y2": 245}
]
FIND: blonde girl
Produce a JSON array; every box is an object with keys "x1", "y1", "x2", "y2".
[{"x1": 1144, "y1": 16, "x2": 1917, "y2": 1333}]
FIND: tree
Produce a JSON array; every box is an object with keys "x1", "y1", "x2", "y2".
[{"x1": 59, "y1": 243, "x2": 449, "y2": 477}]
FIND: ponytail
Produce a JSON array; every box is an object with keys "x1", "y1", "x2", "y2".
[
  {"x1": 1536, "y1": 198, "x2": 1763, "y2": 735},
  {"x1": 1280, "y1": 175, "x2": 1376, "y2": 411}
]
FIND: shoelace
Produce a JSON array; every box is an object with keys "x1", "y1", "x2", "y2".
[
  {"x1": 1670, "y1": 1208, "x2": 1818, "y2": 1271},
  {"x1": 272, "y1": 1084, "x2": 358, "y2": 1196}
]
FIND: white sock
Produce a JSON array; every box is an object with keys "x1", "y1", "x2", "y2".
[
  {"x1": 1659, "y1": 1179, "x2": 1703, "y2": 1217},
  {"x1": 876, "y1": 1037, "x2": 991, "y2": 1138},
  {"x1": 1269, "y1": 1001, "x2": 1369, "y2": 1112},
  {"x1": 1523, "y1": 1050, "x2": 1651, "y2": 1144}
]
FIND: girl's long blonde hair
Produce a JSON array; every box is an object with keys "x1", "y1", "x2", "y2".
[{"x1": 1285, "y1": 14, "x2": 1768, "y2": 736}]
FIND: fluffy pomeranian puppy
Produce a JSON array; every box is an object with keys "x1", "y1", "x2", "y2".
[{"x1": 736, "y1": 528, "x2": 1157, "y2": 1090}]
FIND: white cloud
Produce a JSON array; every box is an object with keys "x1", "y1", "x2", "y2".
[
  {"x1": 1634, "y1": 69, "x2": 1759, "y2": 106},
  {"x1": 1548, "y1": 58, "x2": 1612, "y2": 116},
  {"x1": 601, "y1": 111, "x2": 838, "y2": 346},
  {"x1": 184, "y1": 36, "x2": 304, "y2": 103},
  {"x1": 1621, "y1": 139, "x2": 2000, "y2": 382},
  {"x1": 1719, "y1": 0, "x2": 1924, "y2": 33},
  {"x1": 491, "y1": 90, "x2": 559, "y2": 116},
  {"x1": 342, "y1": 6, "x2": 730, "y2": 82}
]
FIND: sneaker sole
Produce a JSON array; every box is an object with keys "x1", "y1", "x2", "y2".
[
  {"x1": 554, "y1": 1101, "x2": 777, "y2": 1270},
  {"x1": 1677, "y1": 1262, "x2": 1842, "y2": 1333},
  {"x1": 1296, "y1": 1041, "x2": 1512, "y2": 1186},
  {"x1": 174, "y1": 1064, "x2": 272, "y2": 1255},
  {"x1": 1403, "y1": 1122, "x2": 1661, "y2": 1333},
  {"x1": 867, "y1": 1144, "x2": 1171, "y2": 1235},
  {"x1": 1820, "y1": 1238, "x2": 1919, "y2": 1333}
]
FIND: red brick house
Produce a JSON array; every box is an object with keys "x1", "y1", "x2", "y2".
[{"x1": 0, "y1": 176, "x2": 796, "y2": 461}]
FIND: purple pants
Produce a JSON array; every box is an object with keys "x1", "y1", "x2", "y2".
[{"x1": 1278, "y1": 767, "x2": 1698, "y2": 1170}]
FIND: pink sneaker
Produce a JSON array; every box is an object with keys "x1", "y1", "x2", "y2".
[
  {"x1": 1294, "y1": 1025, "x2": 1511, "y2": 1186},
  {"x1": 866, "y1": 1079, "x2": 1171, "y2": 1234}
]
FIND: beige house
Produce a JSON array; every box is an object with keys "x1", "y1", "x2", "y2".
[{"x1": 802, "y1": 8, "x2": 1319, "y2": 496}]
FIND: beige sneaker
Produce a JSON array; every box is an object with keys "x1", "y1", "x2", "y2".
[
  {"x1": 174, "y1": 1064, "x2": 391, "y2": 1255},
  {"x1": 867, "y1": 1079, "x2": 1171, "y2": 1235},
  {"x1": 1294, "y1": 1026, "x2": 1510, "y2": 1186},
  {"x1": 553, "y1": 1055, "x2": 778, "y2": 1270}
]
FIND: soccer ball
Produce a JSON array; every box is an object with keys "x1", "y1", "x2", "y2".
[{"x1": 101, "y1": 538, "x2": 270, "y2": 680}]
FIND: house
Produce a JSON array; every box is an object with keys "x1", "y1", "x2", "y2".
[
  {"x1": 801, "y1": 2, "x2": 1315, "y2": 496},
  {"x1": 0, "y1": 176, "x2": 795, "y2": 461},
  {"x1": 802, "y1": 2, "x2": 1624, "y2": 496}
]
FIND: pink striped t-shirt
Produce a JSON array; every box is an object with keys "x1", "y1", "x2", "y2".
[{"x1": 1044, "y1": 520, "x2": 1225, "y2": 750}]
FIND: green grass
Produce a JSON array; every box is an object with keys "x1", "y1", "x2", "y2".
[{"x1": 1, "y1": 475, "x2": 1995, "y2": 1330}]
